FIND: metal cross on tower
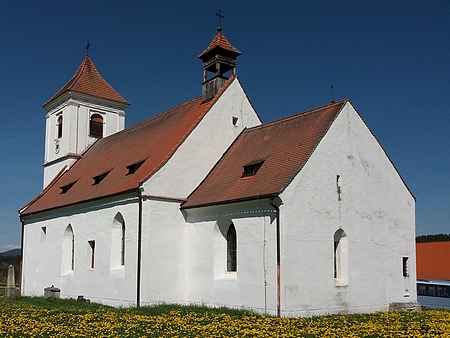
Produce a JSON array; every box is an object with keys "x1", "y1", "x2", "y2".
[
  {"x1": 85, "y1": 40, "x2": 91, "y2": 56},
  {"x1": 216, "y1": 10, "x2": 224, "y2": 31}
]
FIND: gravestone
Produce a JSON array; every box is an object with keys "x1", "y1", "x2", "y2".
[
  {"x1": 44, "y1": 285, "x2": 61, "y2": 298},
  {"x1": 5, "y1": 265, "x2": 17, "y2": 297}
]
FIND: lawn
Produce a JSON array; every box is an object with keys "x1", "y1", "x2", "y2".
[{"x1": 0, "y1": 297, "x2": 449, "y2": 337}]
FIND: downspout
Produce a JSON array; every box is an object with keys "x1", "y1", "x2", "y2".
[
  {"x1": 19, "y1": 217, "x2": 25, "y2": 295},
  {"x1": 270, "y1": 197, "x2": 281, "y2": 317},
  {"x1": 136, "y1": 188, "x2": 143, "y2": 307}
]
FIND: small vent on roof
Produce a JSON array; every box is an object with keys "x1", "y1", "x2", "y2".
[
  {"x1": 126, "y1": 160, "x2": 145, "y2": 176},
  {"x1": 93, "y1": 171, "x2": 110, "y2": 185},
  {"x1": 60, "y1": 181, "x2": 77, "y2": 194},
  {"x1": 242, "y1": 160, "x2": 264, "y2": 177}
]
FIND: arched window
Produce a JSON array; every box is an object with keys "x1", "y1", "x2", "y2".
[
  {"x1": 227, "y1": 223, "x2": 237, "y2": 272},
  {"x1": 62, "y1": 224, "x2": 74, "y2": 275},
  {"x1": 111, "y1": 213, "x2": 125, "y2": 268},
  {"x1": 90, "y1": 114, "x2": 103, "y2": 138},
  {"x1": 334, "y1": 229, "x2": 348, "y2": 285},
  {"x1": 57, "y1": 115, "x2": 63, "y2": 138}
]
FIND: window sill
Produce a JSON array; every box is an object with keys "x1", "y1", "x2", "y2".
[
  {"x1": 334, "y1": 279, "x2": 348, "y2": 287},
  {"x1": 216, "y1": 272, "x2": 237, "y2": 280},
  {"x1": 62, "y1": 271, "x2": 73, "y2": 277}
]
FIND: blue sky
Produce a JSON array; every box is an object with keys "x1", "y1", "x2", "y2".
[{"x1": 0, "y1": 1, "x2": 449, "y2": 252}]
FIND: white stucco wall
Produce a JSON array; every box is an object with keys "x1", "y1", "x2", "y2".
[
  {"x1": 279, "y1": 102, "x2": 416, "y2": 316},
  {"x1": 21, "y1": 193, "x2": 139, "y2": 307},
  {"x1": 138, "y1": 198, "x2": 188, "y2": 305},
  {"x1": 184, "y1": 200, "x2": 279, "y2": 315},
  {"x1": 142, "y1": 78, "x2": 261, "y2": 198}
]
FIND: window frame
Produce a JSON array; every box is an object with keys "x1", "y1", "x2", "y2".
[
  {"x1": 89, "y1": 114, "x2": 104, "y2": 138},
  {"x1": 226, "y1": 223, "x2": 237, "y2": 272}
]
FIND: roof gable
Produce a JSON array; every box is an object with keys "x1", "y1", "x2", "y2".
[
  {"x1": 182, "y1": 99, "x2": 348, "y2": 209},
  {"x1": 21, "y1": 77, "x2": 237, "y2": 216},
  {"x1": 44, "y1": 56, "x2": 129, "y2": 108}
]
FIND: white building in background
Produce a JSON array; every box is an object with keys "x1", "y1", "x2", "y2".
[{"x1": 19, "y1": 27, "x2": 419, "y2": 316}]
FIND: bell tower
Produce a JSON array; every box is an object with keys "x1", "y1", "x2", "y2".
[
  {"x1": 198, "y1": 26, "x2": 241, "y2": 102},
  {"x1": 42, "y1": 56, "x2": 130, "y2": 187}
]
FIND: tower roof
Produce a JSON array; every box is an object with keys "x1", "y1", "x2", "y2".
[
  {"x1": 44, "y1": 56, "x2": 129, "y2": 108},
  {"x1": 198, "y1": 30, "x2": 241, "y2": 60}
]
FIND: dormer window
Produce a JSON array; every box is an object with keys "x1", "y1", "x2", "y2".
[
  {"x1": 126, "y1": 160, "x2": 145, "y2": 175},
  {"x1": 93, "y1": 171, "x2": 110, "y2": 185},
  {"x1": 57, "y1": 115, "x2": 63, "y2": 139},
  {"x1": 242, "y1": 160, "x2": 264, "y2": 177},
  {"x1": 90, "y1": 114, "x2": 103, "y2": 138},
  {"x1": 60, "y1": 181, "x2": 76, "y2": 194}
]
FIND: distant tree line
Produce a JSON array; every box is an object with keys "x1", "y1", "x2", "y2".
[{"x1": 416, "y1": 233, "x2": 450, "y2": 243}]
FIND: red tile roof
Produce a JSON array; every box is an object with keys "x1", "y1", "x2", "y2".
[
  {"x1": 198, "y1": 32, "x2": 241, "y2": 60},
  {"x1": 182, "y1": 99, "x2": 348, "y2": 209},
  {"x1": 20, "y1": 77, "x2": 237, "y2": 216},
  {"x1": 416, "y1": 242, "x2": 450, "y2": 280},
  {"x1": 44, "y1": 56, "x2": 129, "y2": 107}
]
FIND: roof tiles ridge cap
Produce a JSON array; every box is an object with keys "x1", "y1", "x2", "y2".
[
  {"x1": 245, "y1": 98, "x2": 349, "y2": 132},
  {"x1": 123, "y1": 96, "x2": 204, "y2": 133},
  {"x1": 140, "y1": 77, "x2": 236, "y2": 184},
  {"x1": 69, "y1": 56, "x2": 90, "y2": 91}
]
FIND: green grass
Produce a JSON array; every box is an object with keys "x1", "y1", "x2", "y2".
[{"x1": 1, "y1": 296, "x2": 450, "y2": 337}]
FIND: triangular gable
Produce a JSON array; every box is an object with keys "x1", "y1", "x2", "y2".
[
  {"x1": 182, "y1": 99, "x2": 348, "y2": 208},
  {"x1": 21, "y1": 77, "x2": 238, "y2": 216}
]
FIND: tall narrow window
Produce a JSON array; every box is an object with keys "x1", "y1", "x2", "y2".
[
  {"x1": 57, "y1": 115, "x2": 63, "y2": 139},
  {"x1": 334, "y1": 229, "x2": 348, "y2": 285},
  {"x1": 403, "y1": 257, "x2": 409, "y2": 277},
  {"x1": 111, "y1": 213, "x2": 125, "y2": 269},
  {"x1": 121, "y1": 223, "x2": 125, "y2": 266},
  {"x1": 88, "y1": 240, "x2": 95, "y2": 269},
  {"x1": 62, "y1": 224, "x2": 74, "y2": 275},
  {"x1": 227, "y1": 223, "x2": 237, "y2": 272},
  {"x1": 90, "y1": 114, "x2": 103, "y2": 138}
]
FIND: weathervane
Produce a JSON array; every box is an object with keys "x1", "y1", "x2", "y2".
[
  {"x1": 85, "y1": 40, "x2": 91, "y2": 56},
  {"x1": 216, "y1": 10, "x2": 224, "y2": 32}
]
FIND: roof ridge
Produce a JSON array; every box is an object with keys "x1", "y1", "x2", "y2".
[
  {"x1": 122, "y1": 96, "x2": 203, "y2": 132},
  {"x1": 246, "y1": 98, "x2": 349, "y2": 132}
]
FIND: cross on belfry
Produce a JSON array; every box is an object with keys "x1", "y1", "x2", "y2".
[
  {"x1": 216, "y1": 10, "x2": 224, "y2": 29},
  {"x1": 85, "y1": 40, "x2": 91, "y2": 56}
]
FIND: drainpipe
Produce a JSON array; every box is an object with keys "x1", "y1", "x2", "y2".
[
  {"x1": 270, "y1": 197, "x2": 281, "y2": 317},
  {"x1": 136, "y1": 188, "x2": 143, "y2": 307},
  {"x1": 19, "y1": 217, "x2": 25, "y2": 295}
]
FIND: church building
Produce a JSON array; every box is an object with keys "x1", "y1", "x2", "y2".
[{"x1": 19, "y1": 27, "x2": 419, "y2": 317}]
